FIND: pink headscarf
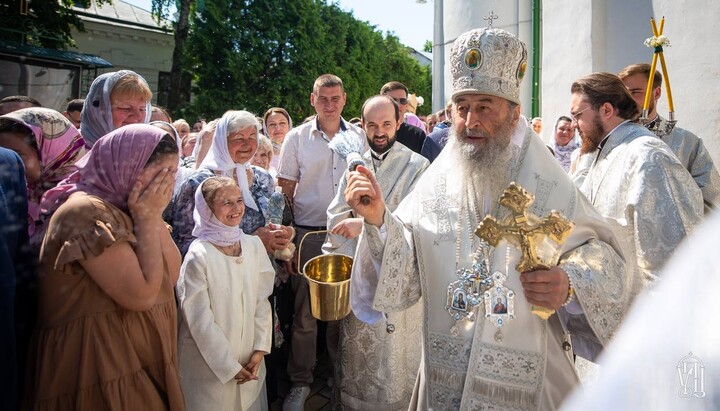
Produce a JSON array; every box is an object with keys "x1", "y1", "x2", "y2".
[
  {"x1": 192, "y1": 178, "x2": 243, "y2": 246},
  {"x1": 41, "y1": 124, "x2": 169, "y2": 216},
  {"x1": 0, "y1": 107, "x2": 85, "y2": 235}
]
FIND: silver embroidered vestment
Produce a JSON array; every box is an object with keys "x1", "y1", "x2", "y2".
[
  {"x1": 649, "y1": 115, "x2": 720, "y2": 213},
  {"x1": 324, "y1": 142, "x2": 429, "y2": 410},
  {"x1": 352, "y1": 122, "x2": 631, "y2": 411},
  {"x1": 580, "y1": 121, "x2": 704, "y2": 290}
]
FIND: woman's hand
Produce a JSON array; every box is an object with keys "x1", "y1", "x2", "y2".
[
  {"x1": 128, "y1": 167, "x2": 175, "y2": 222},
  {"x1": 194, "y1": 119, "x2": 219, "y2": 167},
  {"x1": 234, "y1": 365, "x2": 255, "y2": 385},
  {"x1": 252, "y1": 224, "x2": 290, "y2": 253},
  {"x1": 242, "y1": 351, "x2": 267, "y2": 380}
]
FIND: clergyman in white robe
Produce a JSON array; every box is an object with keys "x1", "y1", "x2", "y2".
[
  {"x1": 323, "y1": 141, "x2": 429, "y2": 410},
  {"x1": 579, "y1": 120, "x2": 704, "y2": 289},
  {"x1": 647, "y1": 115, "x2": 720, "y2": 213},
  {"x1": 352, "y1": 120, "x2": 632, "y2": 410}
]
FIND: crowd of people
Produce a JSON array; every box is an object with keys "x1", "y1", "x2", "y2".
[{"x1": 1, "y1": 25, "x2": 718, "y2": 411}]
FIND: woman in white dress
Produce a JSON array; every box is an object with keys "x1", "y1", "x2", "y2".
[{"x1": 178, "y1": 176, "x2": 274, "y2": 411}]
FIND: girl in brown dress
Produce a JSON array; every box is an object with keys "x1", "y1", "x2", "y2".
[{"x1": 25, "y1": 124, "x2": 184, "y2": 410}]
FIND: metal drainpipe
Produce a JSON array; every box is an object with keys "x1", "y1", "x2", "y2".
[
  {"x1": 432, "y1": 0, "x2": 444, "y2": 112},
  {"x1": 531, "y1": 0, "x2": 541, "y2": 117}
]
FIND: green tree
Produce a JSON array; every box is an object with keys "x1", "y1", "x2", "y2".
[
  {"x1": 423, "y1": 39, "x2": 432, "y2": 53},
  {"x1": 0, "y1": 0, "x2": 111, "y2": 49},
  {"x1": 173, "y1": 0, "x2": 431, "y2": 122},
  {"x1": 151, "y1": 0, "x2": 194, "y2": 113}
]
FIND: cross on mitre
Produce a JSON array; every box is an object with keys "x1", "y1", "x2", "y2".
[
  {"x1": 484, "y1": 11, "x2": 498, "y2": 28},
  {"x1": 475, "y1": 182, "x2": 574, "y2": 274}
]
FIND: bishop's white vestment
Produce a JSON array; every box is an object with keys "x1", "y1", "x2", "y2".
[
  {"x1": 323, "y1": 142, "x2": 429, "y2": 410},
  {"x1": 352, "y1": 121, "x2": 631, "y2": 411}
]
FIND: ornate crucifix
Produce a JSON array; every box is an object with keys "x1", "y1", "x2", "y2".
[{"x1": 476, "y1": 182, "x2": 574, "y2": 319}]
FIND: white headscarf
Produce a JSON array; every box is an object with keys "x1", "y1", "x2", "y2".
[
  {"x1": 81, "y1": 70, "x2": 152, "y2": 148},
  {"x1": 192, "y1": 179, "x2": 243, "y2": 246},
  {"x1": 199, "y1": 111, "x2": 259, "y2": 211}
]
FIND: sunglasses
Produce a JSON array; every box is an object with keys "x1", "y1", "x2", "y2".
[{"x1": 391, "y1": 97, "x2": 409, "y2": 105}]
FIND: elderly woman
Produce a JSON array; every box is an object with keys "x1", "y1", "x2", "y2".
[
  {"x1": 251, "y1": 135, "x2": 274, "y2": 176},
  {"x1": 173, "y1": 119, "x2": 191, "y2": 141},
  {"x1": 171, "y1": 110, "x2": 293, "y2": 257},
  {"x1": 81, "y1": 70, "x2": 152, "y2": 148},
  {"x1": 26, "y1": 124, "x2": 184, "y2": 409},
  {"x1": 0, "y1": 107, "x2": 85, "y2": 241},
  {"x1": 178, "y1": 176, "x2": 274, "y2": 410},
  {"x1": 262, "y1": 108, "x2": 292, "y2": 172}
]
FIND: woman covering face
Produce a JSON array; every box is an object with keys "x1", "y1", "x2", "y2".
[
  {"x1": 81, "y1": 70, "x2": 153, "y2": 148},
  {"x1": 29, "y1": 124, "x2": 184, "y2": 410},
  {"x1": 0, "y1": 107, "x2": 85, "y2": 239}
]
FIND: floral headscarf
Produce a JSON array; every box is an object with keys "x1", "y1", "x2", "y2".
[
  {"x1": 0, "y1": 107, "x2": 85, "y2": 235},
  {"x1": 41, "y1": 124, "x2": 168, "y2": 216}
]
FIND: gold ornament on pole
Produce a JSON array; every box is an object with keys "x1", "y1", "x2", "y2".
[
  {"x1": 476, "y1": 183, "x2": 574, "y2": 320},
  {"x1": 642, "y1": 16, "x2": 676, "y2": 129}
]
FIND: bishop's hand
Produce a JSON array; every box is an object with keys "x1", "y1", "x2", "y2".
[
  {"x1": 519, "y1": 266, "x2": 571, "y2": 311},
  {"x1": 344, "y1": 165, "x2": 385, "y2": 227}
]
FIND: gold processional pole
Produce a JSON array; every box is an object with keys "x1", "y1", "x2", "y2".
[{"x1": 642, "y1": 16, "x2": 676, "y2": 131}]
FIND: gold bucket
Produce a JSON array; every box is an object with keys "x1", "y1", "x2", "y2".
[{"x1": 299, "y1": 230, "x2": 353, "y2": 321}]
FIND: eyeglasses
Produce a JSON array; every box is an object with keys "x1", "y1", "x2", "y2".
[
  {"x1": 391, "y1": 97, "x2": 409, "y2": 105},
  {"x1": 570, "y1": 106, "x2": 592, "y2": 123}
]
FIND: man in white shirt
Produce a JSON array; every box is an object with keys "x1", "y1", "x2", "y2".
[{"x1": 277, "y1": 73, "x2": 365, "y2": 410}]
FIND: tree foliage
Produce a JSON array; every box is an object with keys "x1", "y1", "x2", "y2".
[
  {"x1": 423, "y1": 39, "x2": 433, "y2": 53},
  {"x1": 0, "y1": 0, "x2": 111, "y2": 49},
  {"x1": 168, "y1": 0, "x2": 432, "y2": 122}
]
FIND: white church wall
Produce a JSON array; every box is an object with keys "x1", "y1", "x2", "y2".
[
  {"x1": 651, "y1": 0, "x2": 720, "y2": 164},
  {"x1": 71, "y1": 21, "x2": 173, "y2": 102},
  {"x1": 443, "y1": 0, "x2": 535, "y2": 113},
  {"x1": 541, "y1": 0, "x2": 720, "y2": 164},
  {"x1": 541, "y1": 0, "x2": 597, "y2": 144}
]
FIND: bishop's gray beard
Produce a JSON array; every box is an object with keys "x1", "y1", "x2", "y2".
[{"x1": 448, "y1": 122, "x2": 516, "y2": 214}]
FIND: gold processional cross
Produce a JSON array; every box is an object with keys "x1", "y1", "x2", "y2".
[{"x1": 476, "y1": 183, "x2": 574, "y2": 320}]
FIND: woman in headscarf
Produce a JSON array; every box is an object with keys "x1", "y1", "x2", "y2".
[
  {"x1": 178, "y1": 177, "x2": 274, "y2": 411},
  {"x1": 81, "y1": 70, "x2": 152, "y2": 148},
  {"x1": 0, "y1": 107, "x2": 85, "y2": 241},
  {"x1": 170, "y1": 110, "x2": 293, "y2": 257},
  {"x1": 26, "y1": 124, "x2": 184, "y2": 410}
]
